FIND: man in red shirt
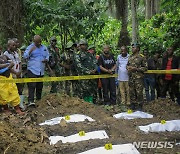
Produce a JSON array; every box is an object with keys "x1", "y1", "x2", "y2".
[{"x1": 161, "y1": 47, "x2": 179, "y2": 105}]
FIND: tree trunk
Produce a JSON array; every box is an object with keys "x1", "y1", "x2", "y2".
[
  {"x1": 145, "y1": 0, "x2": 160, "y2": 19},
  {"x1": 151, "y1": 0, "x2": 155, "y2": 17},
  {"x1": 117, "y1": 0, "x2": 130, "y2": 47},
  {"x1": 145, "y1": 0, "x2": 151, "y2": 19},
  {"x1": 154, "y1": 0, "x2": 160, "y2": 14},
  {"x1": 131, "y1": 0, "x2": 139, "y2": 43},
  {"x1": 0, "y1": 0, "x2": 24, "y2": 44}
]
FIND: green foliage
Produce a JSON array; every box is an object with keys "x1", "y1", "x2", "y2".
[
  {"x1": 88, "y1": 17, "x2": 121, "y2": 56},
  {"x1": 23, "y1": 0, "x2": 121, "y2": 57},
  {"x1": 161, "y1": 0, "x2": 180, "y2": 13},
  {"x1": 139, "y1": 9, "x2": 180, "y2": 56},
  {"x1": 24, "y1": 0, "x2": 107, "y2": 50}
]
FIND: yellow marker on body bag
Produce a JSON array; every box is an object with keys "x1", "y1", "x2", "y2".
[{"x1": 104, "y1": 143, "x2": 113, "y2": 150}]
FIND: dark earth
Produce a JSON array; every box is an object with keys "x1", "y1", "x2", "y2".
[{"x1": 0, "y1": 93, "x2": 180, "y2": 154}]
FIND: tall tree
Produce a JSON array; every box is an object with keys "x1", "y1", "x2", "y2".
[
  {"x1": 108, "y1": 0, "x2": 130, "y2": 47},
  {"x1": 23, "y1": 0, "x2": 106, "y2": 50},
  {"x1": 0, "y1": 0, "x2": 24, "y2": 44},
  {"x1": 131, "y1": 0, "x2": 139, "y2": 43},
  {"x1": 145, "y1": 0, "x2": 151, "y2": 19},
  {"x1": 115, "y1": 0, "x2": 130, "y2": 47},
  {"x1": 145, "y1": 0, "x2": 160, "y2": 19}
]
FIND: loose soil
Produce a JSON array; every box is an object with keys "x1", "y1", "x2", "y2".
[{"x1": 0, "y1": 93, "x2": 179, "y2": 154}]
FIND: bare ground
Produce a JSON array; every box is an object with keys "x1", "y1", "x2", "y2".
[{"x1": 0, "y1": 93, "x2": 180, "y2": 154}]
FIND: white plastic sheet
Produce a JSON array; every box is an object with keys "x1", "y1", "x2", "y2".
[
  {"x1": 78, "y1": 143, "x2": 140, "y2": 154},
  {"x1": 139, "y1": 120, "x2": 180, "y2": 133},
  {"x1": 39, "y1": 114, "x2": 95, "y2": 126},
  {"x1": 49, "y1": 130, "x2": 109, "y2": 145},
  {"x1": 113, "y1": 111, "x2": 153, "y2": 119}
]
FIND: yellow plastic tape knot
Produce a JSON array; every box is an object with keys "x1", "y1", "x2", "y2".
[{"x1": 104, "y1": 143, "x2": 113, "y2": 150}]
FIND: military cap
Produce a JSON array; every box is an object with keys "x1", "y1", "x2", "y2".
[
  {"x1": 79, "y1": 39, "x2": 88, "y2": 45},
  {"x1": 65, "y1": 41, "x2": 74, "y2": 49},
  {"x1": 20, "y1": 45, "x2": 26, "y2": 50},
  {"x1": 88, "y1": 45, "x2": 95, "y2": 50},
  {"x1": 66, "y1": 41, "x2": 77, "y2": 49},
  {"x1": 50, "y1": 36, "x2": 57, "y2": 41},
  {"x1": 132, "y1": 43, "x2": 140, "y2": 47}
]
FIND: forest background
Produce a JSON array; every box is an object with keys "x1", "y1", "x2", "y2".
[{"x1": 0, "y1": 0, "x2": 180, "y2": 57}]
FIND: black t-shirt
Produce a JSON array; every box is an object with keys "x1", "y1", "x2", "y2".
[{"x1": 98, "y1": 54, "x2": 116, "y2": 73}]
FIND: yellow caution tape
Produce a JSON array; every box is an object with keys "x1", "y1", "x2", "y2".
[
  {"x1": 0, "y1": 70, "x2": 179, "y2": 83},
  {"x1": 65, "y1": 115, "x2": 70, "y2": 120},
  {"x1": 146, "y1": 69, "x2": 180, "y2": 74},
  {"x1": 104, "y1": 143, "x2": 113, "y2": 150},
  {"x1": 78, "y1": 131, "x2": 85, "y2": 136},
  {"x1": 127, "y1": 109, "x2": 133, "y2": 114},
  {"x1": 161, "y1": 120, "x2": 166, "y2": 124},
  {"x1": 0, "y1": 74, "x2": 117, "y2": 83}
]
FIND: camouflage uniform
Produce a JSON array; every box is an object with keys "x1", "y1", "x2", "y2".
[
  {"x1": 47, "y1": 45, "x2": 61, "y2": 93},
  {"x1": 59, "y1": 49, "x2": 74, "y2": 96},
  {"x1": 74, "y1": 46, "x2": 98, "y2": 103},
  {"x1": 127, "y1": 53, "x2": 147, "y2": 109},
  {"x1": 71, "y1": 49, "x2": 80, "y2": 97}
]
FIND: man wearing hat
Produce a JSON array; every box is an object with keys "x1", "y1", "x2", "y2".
[
  {"x1": 74, "y1": 39, "x2": 98, "y2": 103},
  {"x1": 127, "y1": 43, "x2": 147, "y2": 110},
  {"x1": 58, "y1": 41, "x2": 76, "y2": 95},
  {"x1": 47, "y1": 36, "x2": 61, "y2": 93}
]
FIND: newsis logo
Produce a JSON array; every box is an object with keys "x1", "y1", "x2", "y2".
[{"x1": 133, "y1": 141, "x2": 174, "y2": 149}]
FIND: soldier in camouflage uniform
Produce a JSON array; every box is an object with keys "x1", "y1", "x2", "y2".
[
  {"x1": 71, "y1": 43, "x2": 80, "y2": 97},
  {"x1": 47, "y1": 36, "x2": 61, "y2": 93},
  {"x1": 127, "y1": 43, "x2": 147, "y2": 110},
  {"x1": 74, "y1": 40, "x2": 98, "y2": 103},
  {"x1": 58, "y1": 41, "x2": 76, "y2": 96}
]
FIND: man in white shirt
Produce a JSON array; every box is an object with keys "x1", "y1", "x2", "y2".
[
  {"x1": 4, "y1": 40, "x2": 21, "y2": 78},
  {"x1": 117, "y1": 46, "x2": 130, "y2": 108}
]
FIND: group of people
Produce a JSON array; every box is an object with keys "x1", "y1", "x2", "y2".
[
  {"x1": 117, "y1": 44, "x2": 179, "y2": 110},
  {"x1": 0, "y1": 34, "x2": 179, "y2": 115}
]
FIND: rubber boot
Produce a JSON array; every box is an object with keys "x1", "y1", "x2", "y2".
[
  {"x1": 88, "y1": 96, "x2": 93, "y2": 104},
  {"x1": 14, "y1": 105, "x2": 25, "y2": 116},
  {"x1": 2, "y1": 104, "x2": 11, "y2": 114},
  {"x1": 19, "y1": 95, "x2": 25, "y2": 111}
]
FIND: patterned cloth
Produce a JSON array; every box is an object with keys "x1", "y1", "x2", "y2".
[
  {"x1": 127, "y1": 53, "x2": 147, "y2": 105},
  {"x1": 74, "y1": 50, "x2": 98, "y2": 101}
]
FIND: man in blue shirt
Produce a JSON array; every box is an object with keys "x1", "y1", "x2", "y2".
[{"x1": 24, "y1": 35, "x2": 49, "y2": 106}]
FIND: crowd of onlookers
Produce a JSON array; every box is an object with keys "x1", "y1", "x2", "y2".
[{"x1": 0, "y1": 35, "x2": 179, "y2": 116}]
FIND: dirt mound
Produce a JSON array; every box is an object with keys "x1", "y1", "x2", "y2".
[
  {"x1": 0, "y1": 115, "x2": 55, "y2": 154},
  {"x1": 28, "y1": 93, "x2": 110, "y2": 124},
  {"x1": 0, "y1": 95, "x2": 179, "y2": 154},
  {"x1": 143, "y1": 98, "x2": 180, "y2": 120}
]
